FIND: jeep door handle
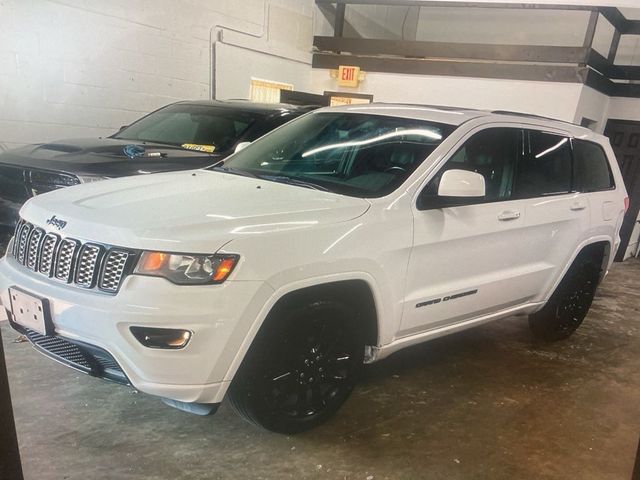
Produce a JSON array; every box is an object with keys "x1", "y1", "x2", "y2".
[
  {"x1": 570, "y1": 202, "x2": 587, "y2": 211},
  {"x1": 498, "y1": 210, "x2": 520, "y2": 221}
]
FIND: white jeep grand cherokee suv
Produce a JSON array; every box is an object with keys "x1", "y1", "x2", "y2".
[{"x1": 0, "y1": 104, "x2": 628, "y2": 433}]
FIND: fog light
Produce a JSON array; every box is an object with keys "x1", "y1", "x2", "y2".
[{"x1": 130, "y1": 327, "x2": 192, "y2": 349}]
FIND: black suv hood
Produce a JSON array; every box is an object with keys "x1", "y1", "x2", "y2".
[{"x1": 0, "y1": 137, "x2": 223, "y2": 177}]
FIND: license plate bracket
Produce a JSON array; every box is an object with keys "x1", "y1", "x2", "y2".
[{"x1": 8, "y1": 286, "x2": 54, "y2": 336}]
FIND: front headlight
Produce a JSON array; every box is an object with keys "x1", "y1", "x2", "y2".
[{"x1": 134, "y1": 252, "x2": 239, "y2": 285}]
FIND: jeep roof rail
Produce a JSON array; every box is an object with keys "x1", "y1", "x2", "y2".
[
  {"x1": 375, "y1": 102, "x2": 486, "y2": 113},
  {"x1": 490, "y1": 110, "x2": 577, "y2": 126}
]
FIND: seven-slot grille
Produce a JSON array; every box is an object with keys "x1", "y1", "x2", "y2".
[
  {"x1": 100, "y1": 250, "x2": 130, "y2": 292},
  {"x1": 11, "y1": 220, "x2": 135, "y2": 294}
]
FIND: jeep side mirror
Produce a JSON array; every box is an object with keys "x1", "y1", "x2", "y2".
[
  {"x1": 438, "y1": 169, "x2": 485, "y2": 198},
  {"x1": 234, "y1": 142, "x2": 251, "y2": 153}
]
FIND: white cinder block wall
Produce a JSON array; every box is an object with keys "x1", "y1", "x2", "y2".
[{"x1": 0, "y1": 0, "x2": 314, "y2": 150}]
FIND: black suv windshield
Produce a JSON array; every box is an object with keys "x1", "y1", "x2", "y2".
[
  {"x1": 221, "y1": 112, "x2": 455, "y2": 198},
  {"x1": 114, "y1": 104, "x2": 264, "y2": 153}
]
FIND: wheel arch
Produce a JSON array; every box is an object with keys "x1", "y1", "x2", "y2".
[
  {"x1": 582, "y1": 240, "x2": 611, "y2": 283},
  {"x1": 220, "y1": 275, "x2": 381, "y2": 395},
  {"x1": 543, "y1": 237, "x2": 612, "y2": 304},
  {"x1": 264, "y1": 280, "x2": 380, "y2": 346}
]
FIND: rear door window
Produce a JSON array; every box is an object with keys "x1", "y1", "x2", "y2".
[
  {"x1": 572, "y1": 139, "x2": 615, "y2": 192},
  {"x1": 513, "y1": 130, "x2": 572, "y2": 198}
]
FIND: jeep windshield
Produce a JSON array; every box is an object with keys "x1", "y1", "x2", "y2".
[
  {"x1": 113, "y1": 104, "x2": 263, "y2": 153},
  {"x1": 219, "y1": 112, "x2": 455, "y2": 198}
]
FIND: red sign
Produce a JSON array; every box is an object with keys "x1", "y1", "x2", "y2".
[{"x1": 337, "y1": 66, "x2": 361, "y2": 87}]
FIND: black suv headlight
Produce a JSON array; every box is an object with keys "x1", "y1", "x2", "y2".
[{"x1": 134, "y1": 252, "x2": 239, "y2": 285}]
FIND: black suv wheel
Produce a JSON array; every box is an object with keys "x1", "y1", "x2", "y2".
[
  {"x1": 228, "y1": 299, "x2": 364, "y2": 434},
  {"x1": 529, "y1": 249, "x2": 602, "y2": 341}
]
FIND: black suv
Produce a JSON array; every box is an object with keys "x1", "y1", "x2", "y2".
[{"x1": 0, "y1": 100, "x2": 316, "y2": 247}]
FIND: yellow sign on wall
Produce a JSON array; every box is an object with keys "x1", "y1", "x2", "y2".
[
  {"x1": 333, "y1": 65, "x2": 365, "y2": 87},
  {"x1": 329, "y1": 96, "x2": 371, "y2": 106}
]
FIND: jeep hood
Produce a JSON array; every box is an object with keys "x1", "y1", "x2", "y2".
[
  {"x1": 0, "y1": 137, "x2": 221, "y2": 177},
  {"x1": 19, "y1": 170, "x2": 371, "y2": 252}
]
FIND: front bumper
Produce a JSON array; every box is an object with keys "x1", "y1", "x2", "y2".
[{"x1": 0, "y1": 254, "x2": 271, "y2": 404}]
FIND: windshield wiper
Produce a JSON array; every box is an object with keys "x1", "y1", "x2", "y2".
[
  {"x1": 212, "y1": 167, "x2": 331, "y2": 191},
  {"x1": 258, "y1": 175, "x2": 331, "y2": 192},
  {"x1": 212, "y1": 166, "x2": 259, "y2": 178},
  {"x1": 113, "y1": 137, "x2": 181, "y2": 147}
]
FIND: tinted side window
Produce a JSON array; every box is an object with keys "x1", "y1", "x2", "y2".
[
  {"x1": 513, "y1": 130, "x2": 571, "y2": 198},
  {"x1": 572, "y1": 140, "x2": 615, "y2": 192},
  {"x1": 421, "y1": 127, "x2": 520, "y2": 206}
]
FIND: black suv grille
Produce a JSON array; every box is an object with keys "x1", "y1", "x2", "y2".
[
  {"x1": 29, "y1": 170, "x2": 80, "y2": 195},
  {"x1": 0, "y1": 165, "x2": 79, "y2": 202},
  {"x1": 11, "y1": 220, "x2": 138, "y2": 294},
  {"x1": 11, "y1": 321, "x2": 130, "y2": 385}
]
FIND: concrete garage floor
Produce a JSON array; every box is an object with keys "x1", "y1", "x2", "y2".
[{"x1": 2, "y1": 260, "x2": 639, "y2": 480}]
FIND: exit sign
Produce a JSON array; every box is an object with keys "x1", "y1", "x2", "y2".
[{"x1": 337, "y1": 65, "x2": 361, "y2": 87}]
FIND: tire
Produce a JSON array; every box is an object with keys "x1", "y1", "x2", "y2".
[
  {"x1": 228, "y1": 299, "x2": 364, "y2": 434},
  {"x1": 529, "y1": 252, "x2": 602, "y2": 341}
]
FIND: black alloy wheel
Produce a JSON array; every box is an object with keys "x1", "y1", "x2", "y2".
[{"x1": 228, "y1": 299, "x2": 364, "y2": 433}]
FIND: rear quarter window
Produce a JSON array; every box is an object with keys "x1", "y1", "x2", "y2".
[{"x1": 572, "y1": 139, "x2": 615, "y2": 192}]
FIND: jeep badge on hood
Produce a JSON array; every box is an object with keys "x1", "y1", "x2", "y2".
[{"x1": 46, "y1": 215, "x2": 67, "y2": 230}]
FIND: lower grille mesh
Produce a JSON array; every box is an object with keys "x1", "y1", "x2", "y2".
[
  {"x1": 21, "y1": 326, "x2": 129, "y2": 385},
  {"x1": 26, "y1": 330, "x2": 92, "y2": 369}
]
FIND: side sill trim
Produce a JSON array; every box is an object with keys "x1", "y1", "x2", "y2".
[{"x1": 368, "y1": 301, "x2": 545, "y2": 363}]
